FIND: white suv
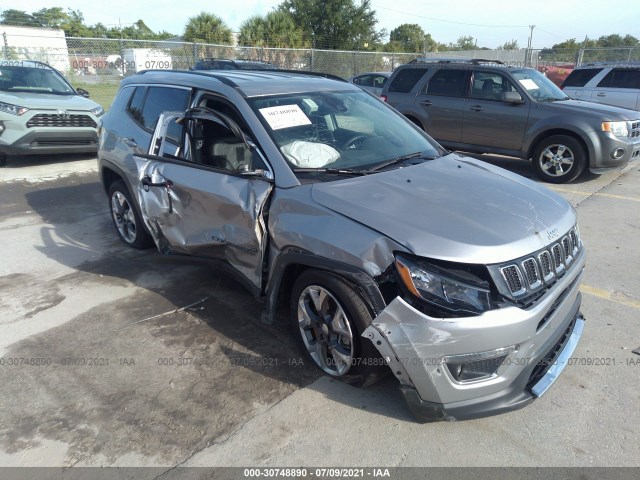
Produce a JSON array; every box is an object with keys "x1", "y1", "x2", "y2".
[{"x1": 561, "y1": 63, "x2": 640, "y2": 110}]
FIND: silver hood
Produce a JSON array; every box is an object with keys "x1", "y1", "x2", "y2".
[
  {"x1": 0, "y1": 92, "x2": 101, "y2": 111},
  {"x1": 310, "y1": 154, "x2": 576, "y2": 265}
]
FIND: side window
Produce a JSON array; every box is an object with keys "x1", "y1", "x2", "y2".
[
  {"x1": 426, "y1": 69, "x2": 468, "y2": 97},
  {"x1": 140, "y1": 87, "x2": 191, "y2": 131},
  {"x1": 373, "y1": 75, "x2": 388, "y2": 88},
  {"x1": 597, "y1": 69, "x2": 640, "y2": 89},
  {"x1": 388, "y1": 68, "x2": 428, "y2": 93},
  {"x1": 110, "y1": 85, "x2": 135, "y2": 114},
  {"x1": 354, "y1": 75, "x2": 373, "y2": 87},
  {"x1": 470, "y1": 72, "x2": 517, "y2": 101},
  {"x1": 561, "y1": 68, "x2": 603, "y2": 88},
  {"x1": 126, "y1": 86, "x2": 146, "y2": 124}
]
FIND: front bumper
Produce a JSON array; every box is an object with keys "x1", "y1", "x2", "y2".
[
  {"x1": 0, "y1": 112, "x2": 99, "y2": 156},
  {"x1": 589, "y1": 130, "x2": 640, "y2": 173},
  {"x1": 364, "y1": 250, "x2": 585, "y2": 422}
]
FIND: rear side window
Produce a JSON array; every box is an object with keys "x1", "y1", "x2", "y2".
[
  {"x1": 426, "y1": 69, "x2": 468, "y2": 97},
  {"x1": 126, "y1": 87, "x2": 146, "y2": 124},
  {"x1": 561, "y1": 68, "x2": 603, "y2": 88},
  {"x1": 597, "y1": 68, "x2": 640, "y2": 89},
  {"x1": 138, "y1": 87, "x2": 190, "y2": 131},
  {"x1": 388, "y1": 68, "x2": 428, "y2": 93}
]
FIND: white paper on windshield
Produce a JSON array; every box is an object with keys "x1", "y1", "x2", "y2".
[
  {"x1": 518, "y1": 78, "x2": 539, "y2": 90},
  {"x1": 259, "y1": 104, "x2": 312, "y2": 130}
]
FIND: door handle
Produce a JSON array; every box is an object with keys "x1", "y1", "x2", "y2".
[
  {"x1": 123, "y1": 137, "x2": 138, "y2": 148},
  {"x1": 420, "y1": 100, "x2": 432, "y2": 106},
  {"x1": 141, "y1": 176, "x2": 174, "y2": 213},
  {"x1": 596, "y1": 92, "x2": 607, "y2": 97},
  {"x1": 469, "y1": 105, "x2": 483, "y2": 112}
]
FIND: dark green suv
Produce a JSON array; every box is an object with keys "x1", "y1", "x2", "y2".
[{"x1": 381, "y1": 59, "x2": 640, "y2": 183}]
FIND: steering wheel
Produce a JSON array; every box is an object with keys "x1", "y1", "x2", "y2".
[{"x1": 341, "y1": 134, "x2": 368, "y2": 150}]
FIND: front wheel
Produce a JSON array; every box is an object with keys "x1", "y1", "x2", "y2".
[
  {"x1": 108, "y1": 180, "x2": 153, "y2": 249},
  {"x1": 290, "y1": 270, "x2": 386, "y2": 387},
  {"x1": 532, "y1": 135, "x2": 586, "y2": 183}
]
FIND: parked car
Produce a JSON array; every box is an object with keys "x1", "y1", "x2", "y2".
[
  {"x1": 381, "y1": 59, "x2": 640, "y2": 183},
  {"x1": 0, "y1": 59, "x2": 104, "y2": 166},
  {"x1": 192, "y1": 58, "x2": 278, "y2": 71},
  {"x1": 348, "y1": 72, "x2": 391, "y2": 96},
  {"x1": 561, "y1": 62, "x2": 640, "y2": 111},
  {"x1": 98, "y1": 69, "x2": 586, "y2": 422}
]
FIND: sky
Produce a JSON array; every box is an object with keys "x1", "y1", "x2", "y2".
[{"x1": 6, "y1": 0, "x2": 639, "y2": 49}]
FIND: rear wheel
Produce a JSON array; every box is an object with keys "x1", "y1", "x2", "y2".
[
  {"x1": 291, "y1": 270, "x2": 386, "y2": 387},
  {"x1": 532, "y1": 135, "x2": 586, "y2": 183},
  {"x1": 0, "y1": 153, "x2": 7, "y2": 167},
  {"x1": 108, "y1": 180, "x2": 153, "y2": 249}
]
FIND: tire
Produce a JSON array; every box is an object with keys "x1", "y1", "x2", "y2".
[
  {"x1": 0, "y1": 153, "x2": 7, "y2": 167},
  {"x1": 532, "y1": 135, "x2": 586, "y2": 184},
  {"x1": 290, "y1": 270, "x2": 386, "y2": 387},
  {"x1": 108, "y1": 180, "x2": 153, "y2": 249}
]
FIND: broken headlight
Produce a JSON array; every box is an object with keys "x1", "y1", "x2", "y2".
[{"x1": 395, "y1": 254, "x2": 492, "y2": 316}]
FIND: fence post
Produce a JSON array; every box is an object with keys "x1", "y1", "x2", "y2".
[
  {"x1": 310, "y1": 47, "x2": 314, "y2": 72},
  {"x1": 576, "y1": 48, "x2": 584, "y2": 66},
  {"x1": 192, "y1": 43, "x2": 197, "y2": 65},
  {"x1": 2, "y1": 33, "x2": 8, "y2": 58},
  {"x1": 628, "y1": 47, "x2": 632, "y2": 62},
  {"x1": 119, "y1": 37, "x2": 125, "y2": 75}
]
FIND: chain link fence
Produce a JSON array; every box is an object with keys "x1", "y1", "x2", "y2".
[{"x1": 2, "y1": 31, "x2": 638, "y2": 109}]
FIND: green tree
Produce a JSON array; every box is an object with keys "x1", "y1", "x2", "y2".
[
  {"x1": 498, "y1": 39, "x2": 519, "y2": 50},
  {"x1": 183, "y1": 12, "x2": 232, "y2": 44},
  {"x1": 451, "y1": 35, "x2": 476, "y2": 50},
  {"x1": 239, "y1": 11, "x2": 308, "y2": 48},
  {"x1": 388, "y1": 24, "x2": 436, "y2": 53},
  {"x1": 596, "y1": 34, "x2": 638, "y2": 47},
  {"x1": 278, "y1": 0, "x2": 382, "y2": 50},
  {"x1": 0, "y1": 9, "x2": 39, "y2": 26},
  {"x1": 32, "y1": 7, "x2": 68, "y2": 28}
]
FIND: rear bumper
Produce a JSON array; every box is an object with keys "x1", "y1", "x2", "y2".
[{"x1": 364, "y1": 250, "x2": 586, "y2": 422}]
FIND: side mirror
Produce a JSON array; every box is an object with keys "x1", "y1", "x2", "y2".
[
  {"x1": 76, "y1": 88, "x2": 90, "y2": 98},
  {"x1": 502, "y1": 91, "x2": 523, "y2": 104}
]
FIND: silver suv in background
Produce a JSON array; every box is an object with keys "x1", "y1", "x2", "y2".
[
  {"x1": 98, "y1": 69, "x2": 586, "y2": 422},
  {"x1": 561, "y1": 62, "x2": 640, "y2": 110},
  {"x1": 0, "y1": 60, "x2": 104, "y2": 166},
  {"x1": 381, "y1": 59, "x2": 640, "y2": 183}
]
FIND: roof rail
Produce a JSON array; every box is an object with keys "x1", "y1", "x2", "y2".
[
  {"x1": 409, "y1": 57, "x2": 505, "y2": 65},
  {"x1": 579, "y1": 61, "x2": 640, "y2": 68},
  {"x1": 135, "y1": 68, "x2": 347, "y2": 86}
]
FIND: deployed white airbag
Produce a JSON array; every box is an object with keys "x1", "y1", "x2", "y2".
[{"x1": 281, "y1": 141, "x2": 340, "y2": 168}]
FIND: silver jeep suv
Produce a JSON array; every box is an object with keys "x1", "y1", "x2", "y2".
[
  {"x1": 381, "y1": 59, "x2": 640, "y2": 183},
  {"x1": 98, "y1": 69, "x2": 586, "y2": 421}
]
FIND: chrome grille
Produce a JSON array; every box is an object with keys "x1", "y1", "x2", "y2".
[
  {"x1": 27, "y1": 114, "x2": 97, "y2": 128},
  {"x1": 500, "y1": 265, "x2": 525, "y2": 296},
  {"x1": 496, "y1": 226, "x2": 581, "y2": 297},
  {"x1": 552, "y1": 244, "x2": 564, "y2": 273},
  {"x1": 522, "y1": 258, "x2": 541, "y2": 289}
]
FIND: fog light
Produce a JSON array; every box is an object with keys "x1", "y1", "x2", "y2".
[
  {"x1": 444, "y1": 345, "x2": 518, "y2": 383},
  {"x1": 611, "y1": 148, "x2": 625, "y2": 159}
]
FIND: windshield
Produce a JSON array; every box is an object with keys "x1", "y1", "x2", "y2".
[
  {"x1": 248, "y1": 90, "x2": 443, "y2": 175},
  {"x1": 511, "y1": 68, "x2": 568, "y2": 102},
  {"x1": 0, "y1": 65, "x2": 75, "y2": 94}
]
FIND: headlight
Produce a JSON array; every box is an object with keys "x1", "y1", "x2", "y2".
[
  {"x1": 602, "y1": 121, "x2": 628, "y2": 137},
  {"x1": 90, "y1": 106, "x2": 105, "y2": 117},
  {"x1": 0, "y1": 101, "x2": 28, "y2": 116},
  {"x1": 395, "y1": 255, "x2": 492, "y2": 315}
]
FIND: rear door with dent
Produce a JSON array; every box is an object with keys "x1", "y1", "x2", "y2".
[{"x1": 133, "y1": 108, "x2": 274, "y2": 291}]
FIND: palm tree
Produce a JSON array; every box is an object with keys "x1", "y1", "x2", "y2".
[{"x1": 184, "y1": 12, "x2": 232, "y2": 45}]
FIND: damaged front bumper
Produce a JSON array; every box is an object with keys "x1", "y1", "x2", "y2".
[{"x1": 364, "y1": 251, "x2": 586, "y2": 422}]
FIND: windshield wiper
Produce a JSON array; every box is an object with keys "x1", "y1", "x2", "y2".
[
  {"x1": 293, "y1": 167, "x2": 369, "y2": 176},
  {"x1": 366, "y1": 152, "x2": 436, "y2": 172}
]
